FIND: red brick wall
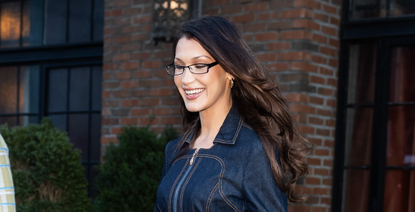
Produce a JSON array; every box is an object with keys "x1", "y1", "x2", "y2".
[{"x1": 103, "y1": 0, "x2": 342, "y2": 211}]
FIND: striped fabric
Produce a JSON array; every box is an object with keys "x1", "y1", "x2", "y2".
[{"x1": 0, "y1": 134, "x2": 15, "y2": 212}]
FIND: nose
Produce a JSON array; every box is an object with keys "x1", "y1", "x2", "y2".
[{"x1": 181, "y1": 66, "x2": 195, "y2": 85}]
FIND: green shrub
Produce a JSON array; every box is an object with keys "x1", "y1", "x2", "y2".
[
  {"x1": 93, "y1": 125, "x2": 178, "y2": 212},
  {"x1": 0, "y1": 119, "x2": 91, "y2": 212}
]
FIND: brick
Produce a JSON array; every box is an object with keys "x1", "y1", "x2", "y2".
[
  {"x1": 281, "y1": 9, "x2": 313, "y2": 19},
  {"x1": 102, "y1": 118, "x2": 119, "y2": 125},
  {"x1": 323, "y1": 4, "x2": 338, "y2": 15},
  {"x1": 120, "y1": 117, "x2": 138, "y2": 125},
  {"x1": 294, "y1": 0, "x2": 321, "y2": 9},
  {"x1": 279, "y1": 52, "x2": 311, "y2": 61},
  {"x1": 328, "y1": 58, "x2": 338, "y2": 67},
  {"x1": 267, "y1": 42, "x2": 290, "y2": 50},
  {"x1": 285, "y1": 93, "x2": 308, "y2": 103},
  {"x1": 312, "y1": 33, "x2": 327, "y2": 44},
  {"x1": 112, "y1": 90, "x2": 130, "y2": 98},
  {"x1": 243, "y1": 23, "x2": 266, "y2": 32},
  {"x1": 244, "y1": 2, "x2": 268, "y2": 12},
  {"x1": 314, "y1": 12, "x2": 329, "y2": 22},
  {"x1": 329, "y1": 38, "x2": 340, "y2": 48},
  {"x1": 131, "y1": 108, "x2": 150, "y2": 116},
  {"x1": 113, "y1": 71, "x2": 131, "y2": 79},
  {"x1": 293, "y1": 19, "x2": 320, "y2": 31},
  {"x1": 133, "y1": 70, "x2": 152, "y2": 78},
  {"x1": 327, "y1": 78, "x2": 337, "y2": 87},
  {"x1": 111, "y1": 127, "x2": 123, "y2": 135},
  {"x1": 233, "y1": 13, "x2": 255, "y2": 23},
  {"x1": 321, "y1": 197, "x2": 331, "y2": 205},
  {"x1": 324, "y1": 139, "x2": 334, "y2": 148},
  {"x1": 160, "y1": 117, "x2": 182, "y2": 125},
  {"x1": 315, "y1": 149, "x2": 330, "y2": 156},
  {"x1": 139, "y1": 117, "x2": 159, "y2": 125},
  {"x1": 153, "y1": 51, "x2": 171, "y2": 59},
  {"x1": 103, "y1": 82, "x2": 119, "y2": 89},
  {"x1": 309, "y1": 96, "x2": 324, "y2": 105},
  {"x1": 298, "y1": 125, "x2": 315, "y2": 134},
  {"x1": 330, "y1": 17, "x2": 341, "y2": 25},
  {"x1": 139, "y1": 98, "x2": 159, "y2": 106},
  {"x1": 121, "y1": 80, "x2": 140, "y2": 88},
  {"x1": 326, "y1": 119, "x2": 336, "y2": 127},
  {"x1": 270, "y1": 0, "x2": 293, "y2": 10},
  {"x1": 322, "y1": 26, "x2": 337, "y2": 36},
  {"x1": 133, "y1": 15, "x2": 152, "y2": 24},
  {"x1": 115, "y1": 17, "x2": 130, "y2": 26},
  {"x1": 257, "y1": 12, "x2": 279, "y2": 20},
  {"x1": 320, "y1": 67, "x2": 333, "y2": 76},
  {"x1": 318, "y1": 87, "x2": 333, "y2": 96},
  {"x1": 132, "y1": 52, "x2": 151, "y2": 60},
  {"x1": 103, "y1": 64, "x2": 118, "y2": 71},
  {"x1": 313, "y1": 187, "x2": 328, "y2": 195},
  {"x1": 113, "y1": 53, "x2": 130, "y2": 61},
  {"x1": 102, "y1": 91, "x2": 110, "y2": 98},
  {"x1": 268, "y1": 21, "x2": 292, "y2": 30},
  {"x1": 105, "y1": 9, "x2": 122, "y2": 17},
  {"x1": 152, "y1": 108, "x2": 170, "y2": 116},
  {"x1": 142, "y1": 60, "x2": 162, "y2": 69},
  {"x1": 320, "y1": 46, "x2": 337, "y2": 57},
  {"x1": 114, "y1": 35, "x2": 131, "y2": 43},
  {"x1": 317, "y1": 128, "x2": 330, "y2": 136},
  {"x1": 111, "y1": 108, "x2": 130, "y2": 116},
  {"x1": 132, "y1": 34, "x2": 151, "y2": 41},
  {"x1": 255, "y1": 32, "x2": 278, "y2": 41},
  {"x1": 309, "y1": 117, "x2": 324, "y2": 125},
  {"x1": 292, "y1": 40, "x2": 319, "y2": 52},
  {"x1": 131, "y1": 90, "x2": 148, "y2": 97},
  {"x1": 161, "y1": 97, "x2": 180, "y2": 106},
  {"x1": 122, "y1": 62, "x2": 140, "y2": 70},
  {"x1": 317, "y1": 108, "x2": 332, "y2": 117},
  {"x1": 221, "y1": 5, "x2": 243, "y2": 15},
  {"x1": 315, "y1": 168, "x2": 329, "y2": 176},
  {"x1": 280, "y1": 30, "x2": 311, "y2": 39},
  {"x1": 267, "y1": 63, "x2": 290, "y2": 71},
  {"x1": 309, "y1": 138, "x2": 322, "y2": 146},
  {"x1": 326, "y1": 99, "x2": 336, "y2": 108},
  {"x1": 307, "y1": 157, "x2": 321, "y2": 166},
  {"x1": 120, "y1": 99, "x2": 139, "y2": 107},
  {"x1": 312, "y1": 55, "x2": 327, "y2": 64},
  {"x1": 280, "y1": 72, "x2": 309, "y2": 82},
  {"x1": 114, "y1": 0, "x2": 130, "y2": 6},
  {"x1": 256, "y1": 53, "x2": 277, "y2": 62},
  {"x1": 306, "y1": 177, "x2": 320, "y2": 185},
  {"x1": 101, "y1": 136, "x2": 117, "y2": 145},
  {"x1": 140, "y1": 79, "x2": 160, "y2": 87},
  {"x1": 103, "y1": 100, "x2": 119, "y2": 107},
  {"x1": 210, "y1": 0, "x2": 231, "y2": 6},
  {"x1": 123, "y1": 7, "x2": 142, "y2": 16},
  {"x1": 310, "y1": 75, "x2": 325, "y2": 85},
  {"x1": 122, "y1": 43, "x2": 142, "y2": 52},
  {"x1": 291, "y1": 62, "x2": 318, "y2": 72},
  {"x1": 151, "y1": 88, "x2": 171, "y2": 96}
]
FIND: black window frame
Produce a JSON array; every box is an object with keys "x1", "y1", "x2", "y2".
[{"x1": 332, "y1": 1, "x2": 415, "y2": 212}]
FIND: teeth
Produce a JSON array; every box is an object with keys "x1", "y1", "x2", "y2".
[{"x1": 185, "y1": 89, "x2": 204, "y2": 95}]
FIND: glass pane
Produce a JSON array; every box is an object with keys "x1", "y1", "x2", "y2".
[
  {"x1": 93, "y1": 0, "x2": 104, "y2": 41},
  {"x1": 18, "y1": 115, "x2": 38, "y2": 126},
  {"x1": 19, "y1": 66, "x2": 40, "y2": 114},
  {"x1": 90, "y1": 113, "x2": 101, "y2": 161},
  {"x1": 390, "y1": 46, "x2": 415, "y2": 103},
  {"x1": 48, "y1": 68, "x2": 68, "y2": 112},
  {"x1": 91, "y1": 66, "x2": 102, "y2": 111},
  {"x1": 27, "y1": 0, "x2": 44, "y2": 46},
  {"x1": 68, "y1": 114, "x2": 89, "y2": 161},
  {"x1": 69, "y1": 67, "x2": 90, "y2": 111},
  {"x1": 69, "y1": 0, "x2": 92, "y2": 43},
  {"x1": 348, "y1": 44, "x2": 377, "y2": 104},
  {"x1": 22, "y1": 0, "x2": 30, "y2": 47},
  {"x1": 0, "y1": 1, "x2": 21, "y2": 48},
  {"x1": 0, "y1": 116, "x2": 17, "y2": 127},
  {"x1": 0, "y1": 67, "x2": 18, "y2": 114},
  {"x1": 386, "y1": 106, "x2": 415, "y2": 166},
  {"x1": 350, "y1": 0, "x2": 386, "y2": 20},
  {"x1": 389, "y1": 0, "x2": 415, "y2": 17},
  {"x1": 342, "y1": 169, "x2": 371, "y2": 212},
  {"x1": 48, "y1": 114, "x2": 67, "y2": 132},
  {"x1": 383, "y1": 170, "x2": 415, "y2": 211},
  {"x1": 44, "y1": 0, "x2": 68, "y2": 44},
  {"x1": 344, "y1": 108, "x2": 374, "y2": 166}
]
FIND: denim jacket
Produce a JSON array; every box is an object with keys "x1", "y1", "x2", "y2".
[{"x1": 154, "y1": 106, "x2": 287, "y2": 212}]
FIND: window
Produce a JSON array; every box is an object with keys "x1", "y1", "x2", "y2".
[
  {"x1": 0, "y1": 0, "x2": 103, "y2": 197},
  {"x1": 333, "y1": 1, "x2": 415, "y2": 212}
]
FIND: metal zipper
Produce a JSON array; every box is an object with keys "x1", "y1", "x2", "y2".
[{"x1": 172, "y1": 149, "x2": 199, "y2": 212}]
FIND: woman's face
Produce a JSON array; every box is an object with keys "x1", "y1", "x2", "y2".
[{"x1": 174, "y1": 37, "x2": 232, "y2": 113}]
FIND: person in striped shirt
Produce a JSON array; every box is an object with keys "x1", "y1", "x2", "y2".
[{"x1": 0, "y1": 133, "x2": 15, "y2": 212}]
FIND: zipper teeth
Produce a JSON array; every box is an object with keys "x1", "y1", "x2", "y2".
[{"x1": 172, "y1": 149, "x2": 199, "y2": 212}]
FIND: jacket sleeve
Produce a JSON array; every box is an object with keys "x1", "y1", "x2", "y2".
[
  {"x1": 0, "y1": 134, "x2": 16, "y2": 212},
  {"x1": 154, "y1": 140, "x2": 174, "y2": 212},
  {"x1": 242, "y1": 143, "x2": 287, "y2": 212}
]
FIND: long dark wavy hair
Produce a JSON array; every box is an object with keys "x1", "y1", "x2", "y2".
[{"x1": 171, "y1": 16, "x2": 312, "y2": 203}]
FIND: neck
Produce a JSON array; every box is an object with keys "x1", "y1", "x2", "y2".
[{"x1": 196, "y1": 98, "x2": 232, "y2": 147}]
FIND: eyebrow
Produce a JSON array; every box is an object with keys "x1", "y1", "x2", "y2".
[{"x1": 175, "y1": 55, "x2": 213, "y2": 61}]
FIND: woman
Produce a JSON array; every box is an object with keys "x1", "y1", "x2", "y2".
[{"x1": 155, "y1": 16, "x2": 311, "y2": 212}]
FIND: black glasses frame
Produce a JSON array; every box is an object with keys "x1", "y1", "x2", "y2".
[{"x1": 166, "y1": 61, "x2": 219, "y2": 76}]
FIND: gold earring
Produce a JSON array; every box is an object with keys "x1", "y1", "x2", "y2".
[{"x1": 229, "y1": 79, "x2": 234, "y2": 88}]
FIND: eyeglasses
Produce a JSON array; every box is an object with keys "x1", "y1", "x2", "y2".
[{"x1": 166, "y1": 62, "x2": 219, "y2": 76}]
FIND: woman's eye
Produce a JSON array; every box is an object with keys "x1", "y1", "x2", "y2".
[
  {"x1": 175, "y1": 65, "x2": 184, "y2": 69},
  {"x1": 194, "y1": 65, "x2": 207, "y2": 69}
]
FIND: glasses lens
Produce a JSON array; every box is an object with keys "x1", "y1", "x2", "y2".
[
  {"x1": 191, "y1": 65, "x2": 208, "y2": 74},
  {"x1": 166, "y1": 66, "x2": 176, "y2": 75}
]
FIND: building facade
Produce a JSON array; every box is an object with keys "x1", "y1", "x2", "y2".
[{"x1": 0, "y1": 0, "x2": 414, "y2": 211}]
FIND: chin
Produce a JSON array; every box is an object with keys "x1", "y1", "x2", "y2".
[{"x1": 184, "y1": 102, "x2": 203, "y2": 113}]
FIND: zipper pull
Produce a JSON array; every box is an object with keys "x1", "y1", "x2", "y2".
[{"x1": 189, "y1": 149, "x2": 199, "y2": 166}]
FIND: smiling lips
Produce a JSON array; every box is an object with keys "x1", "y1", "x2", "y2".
[{"x1": 184, "y1": 88, "x2": 205, "y2": 100}]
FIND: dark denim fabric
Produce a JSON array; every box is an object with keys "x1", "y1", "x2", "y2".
[{"x1": 155, "y1": 106, "x2": 287, "y2": 212}]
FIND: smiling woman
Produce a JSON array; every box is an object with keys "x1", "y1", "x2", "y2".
[{"x1": 154, "y1": 16, "x2": 312, "y2": 212}]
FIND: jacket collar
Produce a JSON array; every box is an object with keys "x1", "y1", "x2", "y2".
[{"x1": 184, "y1": 105, "x2": 244, "y2": 145}]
